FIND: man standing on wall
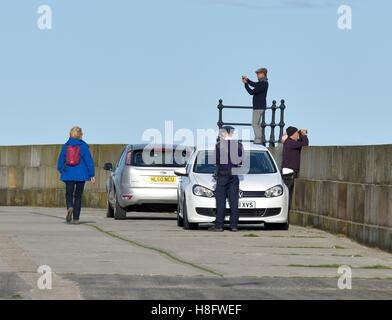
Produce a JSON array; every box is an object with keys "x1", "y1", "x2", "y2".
[{"x1": 242, "y1": 68, "x2": 269, "y2": 144}]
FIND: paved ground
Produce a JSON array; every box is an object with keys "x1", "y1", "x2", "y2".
[{"x1": 0, "y1": 206, "x2": 391, "y2": 300}]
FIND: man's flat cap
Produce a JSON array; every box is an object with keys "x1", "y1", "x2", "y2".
[
  {"x1": 255, "y1": 67, "x2": 268, "y2": 75},
  {"x1": 221, "y1": 126, "x2": 235, "y2": 133}
]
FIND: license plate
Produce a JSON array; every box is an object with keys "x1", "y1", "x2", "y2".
[
  {"x1": 149, "y1": 176, "x2": 177, "y2": 183},
  {"x1": 227, "y1": 201, "x2": 256, "y2": 209},
  {"x1": 239, "y1": 201, "x2": 256, "y2": 209}
]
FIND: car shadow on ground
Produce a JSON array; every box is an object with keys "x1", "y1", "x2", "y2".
[
  {"x1": 118, "y1": 216, "x2": 177, "y2": 221},
  {"x1": 197, "y1": 224, "x2": 266, "y2": 231},
  {"x1": 106, "y1": 213, "x2": 271, "y2": 231}
]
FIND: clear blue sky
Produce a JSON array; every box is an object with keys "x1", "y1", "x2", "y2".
[{"x1": 1, "y1": 0, "x2": 391, "y2": 146}]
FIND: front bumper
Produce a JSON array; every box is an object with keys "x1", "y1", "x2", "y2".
[{"x1": 185, "y1": 193, "x2": 289, "y2": 224}]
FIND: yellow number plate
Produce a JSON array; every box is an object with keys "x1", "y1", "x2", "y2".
[{"x1": 149, "y1": 176, "x2": 177, "y2": 183}]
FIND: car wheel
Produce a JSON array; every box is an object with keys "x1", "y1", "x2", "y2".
[
  {"x1": 183, "y1": 199, "x2": 198, "y2": 230},
  {"x1": 114, "y1": 194, "x2": 127, "y2": 220},
  {"x1": 264, "y1": 222, "x2": 289, "y2": 230},
  {"x1": 106, "y1": 199, "x2": 114, "y2": 218},
  {"x1": 177, "y1": 202, "x2": 184, "y2": 227}
]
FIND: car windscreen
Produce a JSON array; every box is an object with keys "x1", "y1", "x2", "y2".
[
  {"x1": 193, "y1": 150, "x2": 277, "y2": 174},
  {"x1": 131, "y1": 149, "x2": 189, "y2": 167}
]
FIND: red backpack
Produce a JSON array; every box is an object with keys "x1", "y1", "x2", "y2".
[{"x1": 66, "y1": 146, "x2": 81, "y2": 166}]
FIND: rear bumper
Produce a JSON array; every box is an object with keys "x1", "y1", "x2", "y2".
[{"x1": 118, "y1": 186, "x2": 177, "y2": 207}]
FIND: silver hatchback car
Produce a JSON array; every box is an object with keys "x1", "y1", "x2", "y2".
[{"x1": 104, "y1": 144, "x2": 193, "y2": 219}]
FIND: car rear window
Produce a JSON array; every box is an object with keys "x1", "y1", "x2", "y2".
[
  {"x1": 131, "y1": 148, "x2": 190, "y2": 167},
  {"x1": 193, "y1": 150, "x2": 277, "y2": 174}
]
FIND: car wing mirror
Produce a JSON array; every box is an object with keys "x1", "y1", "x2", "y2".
[
  {"x1": 281, "y1": 168, "x2": 295, "y2": 177},
  {"x1": 103, "y1": 163, "x2": 113, "y2": 171},
  {"x1": 174, "y1": 168, "x2": 188, "y2": 177}
]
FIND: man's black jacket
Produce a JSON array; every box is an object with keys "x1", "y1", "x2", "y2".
[
  {"x1": 215, "y1": 139, "x2": 244, "y2": 175},
  {"x1": 245, "y1": 79, "x2": 269, "y2": 110}
]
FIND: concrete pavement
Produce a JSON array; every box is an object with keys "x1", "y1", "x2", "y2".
[{"x1": 0, "y1": 207, "x2": 391, "y2": 300}]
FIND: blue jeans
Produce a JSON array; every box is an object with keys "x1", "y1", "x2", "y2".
[
  {"x1": 65, "y1": 181, "x2": 85, "y2": 220},
  {"x1": 215, "y1": 175, "x2": 240, "y2": 229}
]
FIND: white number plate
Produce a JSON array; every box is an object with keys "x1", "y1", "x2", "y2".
[
  {"x1": 239, "y1": 201, "x2": 256, "y2": 209},
  {"x1": 227, "y1": 201, "x2": 256, "y2": 209}
]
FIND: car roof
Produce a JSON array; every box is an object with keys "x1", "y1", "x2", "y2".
[
  {"x1": 126, "y1": 144, "x2": 194, "y2": 151},
  {"x1": 194, "y1": 143, "x2": 270, "y2": 152}
]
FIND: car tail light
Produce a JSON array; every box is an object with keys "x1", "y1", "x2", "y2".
[{"x1": 121, "y1": 195, "x2": 133, "y2": 200}]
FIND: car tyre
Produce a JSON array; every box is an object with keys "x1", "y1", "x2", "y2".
[
  {"x1": 182, "y1": 199, "x2": 198, "y2": 230},
  {"x1": 106, "y1": 200, "x2": 114, "y2": 218},
  {"x1": 114, "y1": 194, "x2": 127, "y2": 220},
  {"x1": 177, "y1": 203, "x2": 184, "y2": 227}
]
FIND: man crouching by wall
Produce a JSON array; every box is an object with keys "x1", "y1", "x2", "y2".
[{"x1": 282, "y1": 126, "x2": 309, "y2": 208}]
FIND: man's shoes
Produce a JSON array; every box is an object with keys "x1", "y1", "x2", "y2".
[
  {"x1": 208, "y1": 226, "x2": 224, "y2": 232},
  {"x1": 230, "y1": 228, "x2": 238, "y2": 232},
  {"x1": 71, "y1": 219, "x2": 80, "y2": 225},
  {"x1": 66, "y1": 208, "x2": 73, "y2": 223}
]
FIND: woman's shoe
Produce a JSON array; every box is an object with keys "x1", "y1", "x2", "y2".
[{"x1": 66, "y1": 208, "x2": 73, "y2": 223}]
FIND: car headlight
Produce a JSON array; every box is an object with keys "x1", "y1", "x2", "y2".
[
  {"x1": 192, "y1": 185, "x2": 215, "y2": 198},
  {"x1": 265, "y1": 185, "x2": 283, "y2": 198}
]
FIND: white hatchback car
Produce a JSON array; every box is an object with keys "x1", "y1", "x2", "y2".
[{"x1": 174, "y1": 144, "x2": 291, "y2": 230}]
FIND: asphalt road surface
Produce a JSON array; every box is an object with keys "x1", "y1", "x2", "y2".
[{"x1": 0, "y1": 207, "x2": 391, "y2": 300}]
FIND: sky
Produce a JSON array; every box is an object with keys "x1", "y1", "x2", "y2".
[{"x1": 0, "y1": 0, "x2": 391, "y2": 146}]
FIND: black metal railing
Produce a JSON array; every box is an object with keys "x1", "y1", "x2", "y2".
[{"x1": 217, "y1": 99, "x2": 286, "y2": 147}]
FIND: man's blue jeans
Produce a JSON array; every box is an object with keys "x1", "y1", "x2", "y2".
[
  {"x1": 65, "y1": 181, "x2": 85, "y2": 220},
  {"x1": 215, "y1": 175, "x2": 240, "y2": 229}
]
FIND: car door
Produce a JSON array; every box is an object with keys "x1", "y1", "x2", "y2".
[
  {"x1": 178, "y1": 155, "x2": 194, "y2": 214},
  {"x1": 108, "y1": 147, "x2": 127, "y2": 206}
]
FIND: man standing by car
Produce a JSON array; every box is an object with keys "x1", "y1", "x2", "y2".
[
  {"x1": 210, "y1": 126, "x2": 244, "y2": 232},
  {"x1": 242, "y1": 68, "x2": 269, "y2": 145},
  {"x1": 282, "y1": 126, "x2": 309, "y2": 206}
]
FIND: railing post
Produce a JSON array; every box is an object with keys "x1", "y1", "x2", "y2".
[
  {"x1": 216, "y1": 98, "x2": 286, "y2": 147},
  {"x1": 269, "y1": 100, "x2": 277, "y2": 147},
  {"x1": 261, "y1": 111, "x2": 267, "y2": 146},
  {"x1": 278, "y1": 99, "x2": 286, "y2": 142},
  {"x1": 217, "y1": 99, "x2": 224, "y2": 129}
]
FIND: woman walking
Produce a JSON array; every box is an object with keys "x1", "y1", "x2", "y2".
[{"x1": 57, "y1": 127, "x2": 96, "y2": 224}]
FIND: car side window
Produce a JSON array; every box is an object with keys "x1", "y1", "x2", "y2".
[
  {"x1": 115, "y1": 148, "x2": 127, "y2": 169},
  {"x1": 185, "y1": 158, "x2": 193, "y2": 174}
]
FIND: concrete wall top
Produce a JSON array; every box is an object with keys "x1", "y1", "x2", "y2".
[
  {"x1": 0, "y1": 144, "x2": 127, "y2": 168},
  {"x1": 299, "y1": 145, "x2": 392, "y2": 185},
  {"x1": 2, "y1": 143, "x2": 391, "y2": 186}
]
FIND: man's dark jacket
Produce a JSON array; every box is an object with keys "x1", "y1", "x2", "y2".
[
  {"x1": 245, "y1": 79, "x2": 269, "y2": 110},
  {"x1": 215, "y1": 139, "x2": 244, "y2": 174},
  {"x1": 282, "y1": 135, "x2": 309, "y2": 172}
]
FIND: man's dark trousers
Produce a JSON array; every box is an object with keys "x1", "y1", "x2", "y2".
[
  {"x1": 65, "y1": 181, "x2": 85, "y2": 220},
  {"x1": 215, "y1": 175, "x2": 240, "y2": 229}
]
